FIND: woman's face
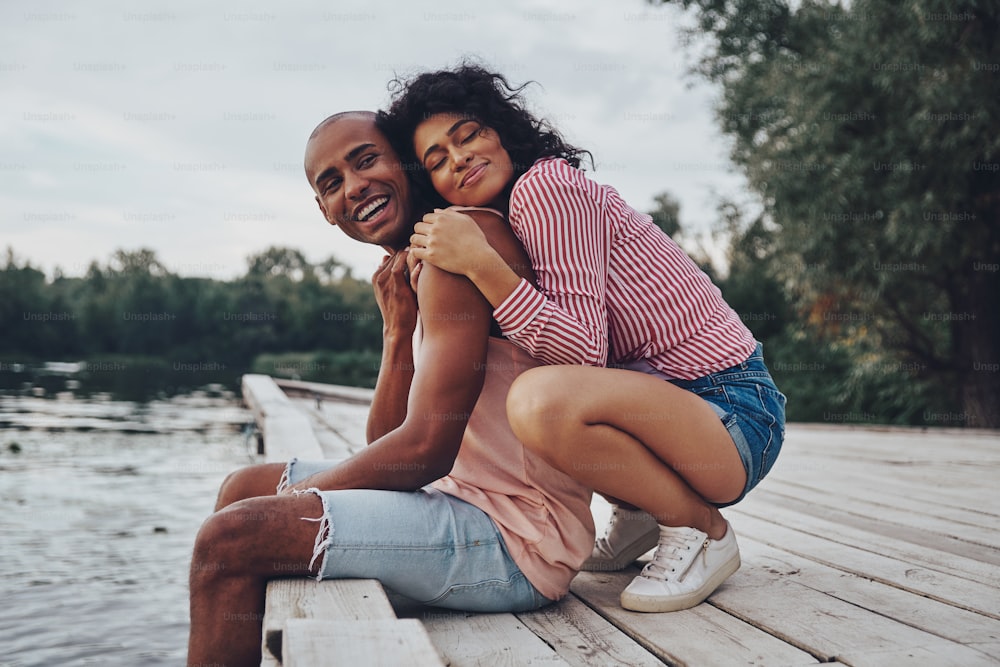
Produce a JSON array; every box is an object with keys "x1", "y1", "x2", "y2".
[{"x1": 413, "y1": 113, "x2": 514, "y2": 208}]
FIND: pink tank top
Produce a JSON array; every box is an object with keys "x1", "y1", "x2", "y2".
[
  {"x1": 413, "y1": 207, "x2": 594, "y2": 599},
  {"x1": 431, "y1": 337, "x2": 595, "y2": 600}
]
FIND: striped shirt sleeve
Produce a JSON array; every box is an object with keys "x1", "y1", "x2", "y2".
[{"x1": 493, "y1": 162, "x2": 609, "y2": 366}]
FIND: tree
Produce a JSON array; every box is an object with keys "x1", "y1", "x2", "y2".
[
  {"x1": 649, "y1": 192, "x2": 682, "y2": 237},
  {"x1": 0, "y1": 248, "x2": 72, "y2": 357},
  {"x1": 245, "y1": 246, "x2": 314, "y2": 281},
  {"x1": 651, "y1": 0, "x2": 1000, "y2": 427},
  {"x1": 647, "y1": 191, "x2": 719, "y2": 276},
  {"x1": 110, "y1": 248, "x2": 168, "y2": 277}
]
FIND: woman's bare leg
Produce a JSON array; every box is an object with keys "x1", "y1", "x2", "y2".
[
  {"x1": 507, "y1": 365, "x2": 745, "y2": 539},
  {"x1": 509, "y1": 365, "x2": 747, "y2": 611}
]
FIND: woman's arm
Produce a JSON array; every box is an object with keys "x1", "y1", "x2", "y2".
[
  {"x1": 411, "y1": 209, "x2": 524, "y2": 308},
  {"x1": 411, "y1": 164, "x2": 610, "y2": 366}
]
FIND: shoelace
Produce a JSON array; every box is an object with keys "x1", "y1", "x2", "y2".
[
  {"x1": 601, "y1": 510, "x2": 621, "y2": 536},
  {"x1": 641, "y1": 527, "x2": 706, "y2": 580},
  {"x1": 593, "y1": 510, "x2": 621, "y2": 549}
]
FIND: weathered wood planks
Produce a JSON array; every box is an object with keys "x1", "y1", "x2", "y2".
[
  {"x1": 282, "y1": 619, "x2": 443, "y2": 667},
  {"x1": 241, "y1": 374, "x2": 324, "y2": 462},
  {"x1": 243, "y1": 375, "x2": 1000, "y2": 666}
]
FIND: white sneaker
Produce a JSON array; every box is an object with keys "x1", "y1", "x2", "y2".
[
  {"x1": 620, "y1": 520, "x2": 740, "y2": 612},
  {"x1": 581, "y1": 506, "x2": 660, "y2": 572}
]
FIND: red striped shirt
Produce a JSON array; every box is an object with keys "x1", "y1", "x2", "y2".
[{"x1": 495, "y1": 157, "x2": 756, "y2": 379}]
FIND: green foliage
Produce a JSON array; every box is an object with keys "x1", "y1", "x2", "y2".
[
  {"x1": 251, "y1": 350, "x2": 382, "y2": 388},
  {"x1": 648, "y1": 192, "x2": 682, "y2": 237},
  {"x1": 0, "y1": 246, "x2": 383, "y2": 391},
  {"x1": 651, "y1": 0, "x2": 1000, "y2": 426}
]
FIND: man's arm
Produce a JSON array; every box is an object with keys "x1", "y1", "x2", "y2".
[
  {"x1": 284, "y1": 265, "x2": 488, "y2": 490},
  {"x1": 285, "y1": 211, "x2": 533, "y2": 493},
  {"x1": 366, "y1": 250, "x2": 417, "y2": 443}
]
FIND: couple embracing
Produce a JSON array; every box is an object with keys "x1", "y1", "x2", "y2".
[{"x1": 188, "y1": 63, "x2": 786, "y2": 666}]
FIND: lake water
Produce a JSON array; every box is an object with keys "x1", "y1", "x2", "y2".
[{"x1": 1, "y1": 387, "x2": 254, "y2": 666}]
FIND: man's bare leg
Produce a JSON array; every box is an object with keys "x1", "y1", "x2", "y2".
[
  {"x1": 188, "y1": 492, "x2": 322, "y2": 667},
  {"x1": 214, "y1": 462, "x2": 288, "y2": 511}
]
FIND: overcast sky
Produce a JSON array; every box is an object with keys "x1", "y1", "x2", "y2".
[{"x1": 1, "y1": 0, "x2": 750, "y2": 281}]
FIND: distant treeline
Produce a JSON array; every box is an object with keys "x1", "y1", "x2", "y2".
[
  {"x1": 0, "y1": 246, "x2": 384, "y2": 390},
  {"x1": 0, "y1": 232, "x2": 979, "y2": 426}
]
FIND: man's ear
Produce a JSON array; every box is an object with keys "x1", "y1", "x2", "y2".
[{"x1": 316, "y1": 195, "x2": 336, "y2": 226}]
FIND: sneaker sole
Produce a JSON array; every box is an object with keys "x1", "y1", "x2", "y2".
[
  {"x1": 619, "y1": 552, "x2": 741, "y2": 612},
  {"x1": 580, "y1": 527, "x2": 660, "y2": 572}
]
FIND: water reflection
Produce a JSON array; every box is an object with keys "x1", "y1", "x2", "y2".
[
  {"x1": 0, "y1": 356, "x2": 258, "y2": 663},
  {"x1": 1, "y1": 393, "x2": 253, "y2": 666}
]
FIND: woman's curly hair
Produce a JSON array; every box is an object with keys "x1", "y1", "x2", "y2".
[{"x1": 376, "y1": 63, "x2": 591, "y2": 209}]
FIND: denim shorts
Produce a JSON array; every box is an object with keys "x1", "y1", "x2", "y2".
[
  {"x1": 280, "y1": 458, "x2": 553, "y2": 612},
  {"x1": 624, "y1": 343, "x2": 786, "y2": 507}
]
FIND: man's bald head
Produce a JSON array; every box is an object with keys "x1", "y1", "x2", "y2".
[
  {"x1": 304, "y1": 111, "x2": 413, "y2": 249},
  {"x1": 307, "y1": 110, "x2": 375, "y2": 141},
  {"x1": 304, "y1": 110, "x2": 379, "y2": 184}
]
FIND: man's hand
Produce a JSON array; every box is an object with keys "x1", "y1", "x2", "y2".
[{"x1": 373, "y1": 249, "x2": 417, "y2": 338}]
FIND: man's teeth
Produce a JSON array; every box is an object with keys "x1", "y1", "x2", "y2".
[{"x1": 357, "y1": 196, "x2": 389, "y2": 221}]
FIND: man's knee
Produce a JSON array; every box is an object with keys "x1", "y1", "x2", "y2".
[
  {"x1": 193, "y1": 497, "x2": 274, "y2": 579},
  {"x1": 215, "y1": 463, "x2": 285, "y2": 511},
  {"x1": 192, "y1": 494, "x2": 324, "y2": 593},
  {"x1": 191, "y1": 504, "x2": 245, "y2": 585}
]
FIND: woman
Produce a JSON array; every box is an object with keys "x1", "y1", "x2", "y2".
[{"x1": 377, "y1": 64, "x2": 786, "y2": 612}]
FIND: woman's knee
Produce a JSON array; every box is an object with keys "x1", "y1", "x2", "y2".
[{"x1": 508, "y1": 367, "x2": 583, "y2": 452}]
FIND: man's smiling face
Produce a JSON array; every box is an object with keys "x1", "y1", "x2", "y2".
[{"x1": 305, "y1": 113, "x2": 414, "y2": 250}]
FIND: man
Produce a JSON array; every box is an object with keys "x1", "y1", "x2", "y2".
[{"x1": 186, "y1": 112, "x2": 594, "y2": 666}]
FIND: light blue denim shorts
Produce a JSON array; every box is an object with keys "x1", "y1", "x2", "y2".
[
  {"x1": 281, "y1": 458, "x2": 553, "y2": 612},
  {"x1": 624, "y1": 343, "x2": 786, "y2": 507}
]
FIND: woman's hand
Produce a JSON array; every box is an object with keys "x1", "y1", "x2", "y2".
[
  {"x1": 410, "y1": 209, "x2": 500, "y2": 278},
  {"x1": 372, "y1": 249, "x2": 417, "y2": 339}
]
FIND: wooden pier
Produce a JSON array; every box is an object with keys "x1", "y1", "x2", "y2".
[{"x1": 242, "y1": 374, "x2": 1000, "y2": 666}]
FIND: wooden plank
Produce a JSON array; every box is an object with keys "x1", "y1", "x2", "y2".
[
  {"x1": 570, "y1": 570, "x2": 818, "y2": 666},
  {"x1": 728, "y1": 509, "x2": 1000, "y2": 616},
  {"x1": 765, "y1": 476, "x2": 1000, "y2": 543},
  {"x1": 773, "y1": 427, "x2": 1000, "y2": 505},
  {"x1": 262, "y1": 578, "x2": 397, "y2": 665},
  {"x1": 779, "y1": 424, "x2": 1000, "y2": 460},
  {"x1": 737, "y1": 487, "x2": 1000, "y2": 586},
  {"x1": 770, "y1": 457, "x2": 1000, "y2": 518},
  {"x1": 416, "y1": 609, "x2": 569, "y2": 666},
  {"x1": 289, "y1": 395, "x2": 368, "y2": 459},
  {"x1": 274, "y1": 377, "x2": 374, "y2": 405},
  {"x1": 785, "y1": 458, "x2": 994, "y2": 499},
  {"x1": 755, "y1": 483, "x2": 1000, "y2": 558},
  {"x1": 768, "y1": 440, "x2": 997, "y2": 489},
  {"x1": 283, "y1": 619, "x2": 444, "y2": 667},
  {"x1": 390, "y1": 575, "x2": 665, "y2": 666},
  {"x1": 737, "y1": 534, "x2": 1000, "y2": 647},
  {"x1": 708, "y1": 549, "x2": 1000, "y2": 666},
  {"x1": 515, "y1": 595, "x2": 666, "y2": 667},
  {"x1": 241, "y1": 374, "x2": 323, "y2": 462},
  {"x1": 262, "y1": 414, "x2": 324, "y2": 463},
  {"x1": 788, "y1": 427, "x2": 997, "y2": 450}
]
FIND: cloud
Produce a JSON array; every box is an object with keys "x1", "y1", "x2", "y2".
[{"x1": 1, "y1": 0, "x2": 748, "y2": 280}]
